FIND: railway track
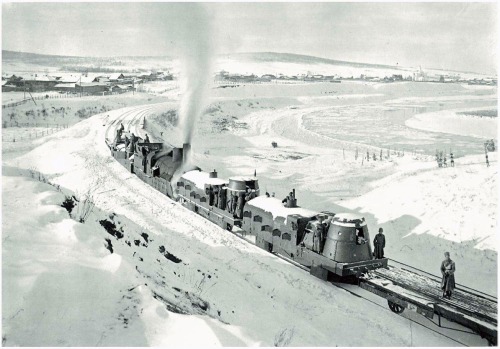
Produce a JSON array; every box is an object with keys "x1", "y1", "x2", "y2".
[
  {"x1": 104, "y1": 103, "x2": 166, "y2": 144},
  {"x1": 227, "y1": 229, "x2": 494, "y2": 346}
]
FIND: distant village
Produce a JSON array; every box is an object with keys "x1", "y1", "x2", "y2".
[
  {"x1": 2, "y1": 66, "x2": 496, "y2": 96},
  {"x1": 214, "y1": 68, "x2": 497, "y2": 85},
  {"x1": 1, "y1": 71, "x2": 173, "y2": 95}
]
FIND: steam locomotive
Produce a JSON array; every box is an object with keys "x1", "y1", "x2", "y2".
[{"x1": 106, "y1": 132, "x2": 388, "y2": 280}]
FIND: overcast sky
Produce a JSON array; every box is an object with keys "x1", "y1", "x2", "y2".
[{"x1": 2, "y1": 2, "x2": 498, "y2": 74}]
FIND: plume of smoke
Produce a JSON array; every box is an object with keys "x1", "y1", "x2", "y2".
[
  {"x1": 168, "y1": 5, "x2": 214, "y2": 194},
  {"x1": 177, "y1": 4, "x2": 213, "y2": 149}
]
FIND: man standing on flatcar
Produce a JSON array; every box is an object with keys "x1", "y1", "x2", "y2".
[
  {"x1": 373, "y1": 228, "x2": 386, "y2": 259},
  {"x1": 441, "y1": 252, "x2": 456, "y2": 299}
]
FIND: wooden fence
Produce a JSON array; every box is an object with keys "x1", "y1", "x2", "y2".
[
  {"x1": 2, "y1": 99, "x2": 30, "y2": 109},
  {"x1": 2, "y1": 123, "x2": 70, "y2": 142},
  {"x1": 2, "y1": 90, "x2": 136, "y2": 109}
]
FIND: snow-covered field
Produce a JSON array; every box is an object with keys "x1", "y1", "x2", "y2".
[
  {"x1": 2, "y1": 81, "x2": 497, "y2": 346},
  {"x1": 406, "y1": 107, "x2": 497, "y2": 139}
]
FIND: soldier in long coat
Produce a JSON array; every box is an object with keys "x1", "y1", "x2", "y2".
[
  {"x1": 115, "y1": 128, "x2": 122, "y2": 145},
  {"x1": 373, "y1": 228, "x2": 386, "y2": 259},
  {"x1": 219, "y1": 188, "x2": 226, "y2": 210},
  {"x1": 441, "y1": 252, "x2": 456, "y2": 299},
  {"x1": 213, "y1": 186, "x2": 219, "y2": 207},
  {"x1": 208, "y1": 186, "x2": 214, "y2": 206},
  {"x1": 227, "y1": 194, "x2": 234, "y2": 213},
  {"x1": 236, "y1": 192, "x2": 245, "y2": 218},
  {"x1": 231, "y1": 193, "x2": 239, "y2": 214},
  {"x1": 313, "y1": 219, "x2": 325, "y2": 253},
  {"x1": 128, "y1": 133, "x2": 136, "y2": 156}
]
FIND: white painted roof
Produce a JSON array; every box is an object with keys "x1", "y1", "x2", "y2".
[
  {"x1": 229, "y1": 176, "x2": 257, "y2": 182},
  {"x1": 182, "y1": 170, "x2": 228, "y2": 190},
  {"x1": 332, "y1": 213, "x2": 367, "y2": 227},
  {"x1": 247, "y1": 196, "x2": 318, "y2": 220}
]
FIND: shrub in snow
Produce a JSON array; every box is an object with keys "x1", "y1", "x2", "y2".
[
  {"x1": 99, "y1": 219, "x2": 124, "y2": 239},
  {"x1": 104, "y1": 238, "x2": 113, "y2": 253},
  {"x1": 158, "y1": 245, "x2": 182, "y2": 263},
  {"x1": 74, "y1": 191, "x2": 96, "y2": 223},
  {"x1": 61, "y1": 196, "x2": 77, "y2": 215}
]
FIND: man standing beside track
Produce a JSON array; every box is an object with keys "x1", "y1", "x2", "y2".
[{"x1": 373, "y1": 228, "x2": 386, "y2": 259}]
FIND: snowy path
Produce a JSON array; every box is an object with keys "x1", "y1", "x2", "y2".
[{"x1": 2, "y1": 103, "x2": 481, "y2": 346}]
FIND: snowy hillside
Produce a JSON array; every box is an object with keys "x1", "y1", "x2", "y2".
[{"x1": 4, "y1": 102, "x2": 489, "y2": 346}]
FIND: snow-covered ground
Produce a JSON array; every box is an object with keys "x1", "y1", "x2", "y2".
[
  {"x1": 406, "y1": 107, "x2": 497, "y2": 139},
  {"x1": 3, "y1": 81, "x2": 497, "y2": 346},
  {"x1": 4, "y1": 105, "x2": 471, "y2": 347}
]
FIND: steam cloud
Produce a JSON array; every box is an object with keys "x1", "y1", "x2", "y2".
[{"x1": 177, "y1": 4, "x2": 213, "y2": 147}]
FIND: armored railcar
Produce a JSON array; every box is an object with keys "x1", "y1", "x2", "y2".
[{"x1": 106, "y1": 130, "x2": 387, "y2": 280}]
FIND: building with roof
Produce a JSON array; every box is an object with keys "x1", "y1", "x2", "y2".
[
  {"x1": 75, "y1": 82, "x2": 109, "y2": 95},
  {"x1": 50, "y1": 73, "x2": 80, "y2": 84},
  {"x1": 108, "y1": 73, "x2": 125, "y2": 81},
  {"x1": 23, "y1": 74, "x2": 59, "y2": 91},
  {"x1": 110, "y1": 84, "x2": 135, "y2": 93},
  {"x1": 2, "y1": 80, "x2": 18, "y2": 92},
  {"x1": 54, "y1": 83, "x2": 76, "y2": 92}
]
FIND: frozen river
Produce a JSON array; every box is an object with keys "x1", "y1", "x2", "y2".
[{"x1": 302, "y1": 97, "x2": 497, "y2": 157}]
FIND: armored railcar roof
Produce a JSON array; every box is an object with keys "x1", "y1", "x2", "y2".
[
  {"x1": 332, "y1": 213, "x2": 367, "y2": 228},
  {"x1": 181, "y1": 170, "x2": 228, "y2": 190},
  {"x1": 229, "y1": 176, "x2": 257, "y2": 182},
  {"x1": 246, "y1": 196, "x2": 318, "y2": 221}
]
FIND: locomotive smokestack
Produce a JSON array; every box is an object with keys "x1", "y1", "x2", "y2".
[
  {"x1": 172, "y1": 147, "x2": 182, "y2": 162},
  {"x1": 182, "y1": 143, "x2": 191, "y2": 164}
]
